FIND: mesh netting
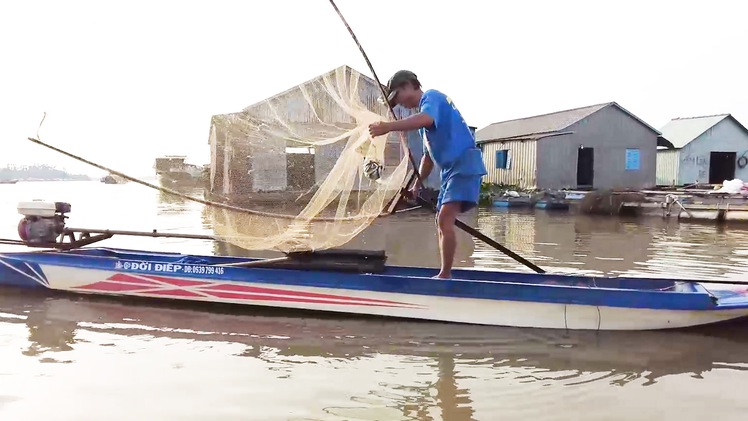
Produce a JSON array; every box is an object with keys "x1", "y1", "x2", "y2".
[{"x1": 205, "y1": 66, "x2": 409, "y2": 252}]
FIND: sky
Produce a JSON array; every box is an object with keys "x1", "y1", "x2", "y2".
[{"x1": 1, "y1": 0, "x2": 746, "y2": 177}]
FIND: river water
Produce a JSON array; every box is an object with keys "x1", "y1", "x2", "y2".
[{"x1": 1, "y1": 181, "x2": 748, "y2": 420}]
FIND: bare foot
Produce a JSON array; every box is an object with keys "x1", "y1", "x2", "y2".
[{"x1": 433, "y1": 272, "x2": 451, "y2": 279}]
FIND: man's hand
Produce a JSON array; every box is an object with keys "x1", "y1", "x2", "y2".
[
  {"x1": 406, "y1": 181, "x2": 422, "y2": 200},
  {"x1": 368, "y1": 121, "x2": 391, "y2": 137}
]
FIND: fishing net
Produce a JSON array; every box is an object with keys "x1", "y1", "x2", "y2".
[{"x1": 204, "y1": 66, "x2": 409, "y2": 252}]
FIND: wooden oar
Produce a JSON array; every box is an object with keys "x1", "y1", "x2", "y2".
[
  {"x1": 411, "y1": 197, "x2": 545, "y2": 273},
  {"x1": 327, "y1": 0, "x2": 546, "y2": 274}
]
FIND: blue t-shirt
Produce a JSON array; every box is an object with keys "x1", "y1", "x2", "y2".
[{"x1": 419, "y1": 89, "x2": 487, "y2": 179}]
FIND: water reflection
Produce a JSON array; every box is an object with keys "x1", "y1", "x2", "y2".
[
  {"x1": 470, "y1": 208, "x2": 748, "y2": 280},
  {"x1": 157, "y1": 188, "x2": 193, "y2": 206},
  {"x1": 206, "y1": 204, "x2": 748, "y2": 284},
  {"x1": 157, "y1": 186, "x2": 204, "y2": 216},
  {"x1": 3, "y1": 290, "x2": 748, "y2": 419},
  {"x1": 210, "y1": 208, "x2": 478, "y2": 269},
  {"x1": 22, "y1": 299, "x2": 77, "y2": 360},
  {"x1": 472, "y1": 210, "x2": 658, "y2": 275},
  {"x1": 5, "y1": 181, "x2": 747, "y2": 284}
]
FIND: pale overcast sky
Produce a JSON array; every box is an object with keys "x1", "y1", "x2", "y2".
[{"x1": 1, "y1": 0, "x2": 746, "y2": 176}]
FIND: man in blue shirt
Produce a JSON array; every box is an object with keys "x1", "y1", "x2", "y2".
[{"x1": 369, "y1": 70, "x2": 486, "y2": 279}]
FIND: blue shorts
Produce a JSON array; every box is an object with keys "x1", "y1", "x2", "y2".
[{"x1": 437, "y1": 174, "x2": 482, "y2": 213}]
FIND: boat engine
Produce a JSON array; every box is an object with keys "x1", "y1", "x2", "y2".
[{"x1": 17, "y1": 201, "x2": 71, "y2": 244}]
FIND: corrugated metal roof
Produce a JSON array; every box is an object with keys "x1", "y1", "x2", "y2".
[
  {"x1": 476, "y1": 102, "x2": 661, "y2": 144},
  {"x1": 476, "y1": 103, "x2": 610, "y2": 143},
  {"x1": 659, "y1": 114, "x2": 730, "y2": 149}
]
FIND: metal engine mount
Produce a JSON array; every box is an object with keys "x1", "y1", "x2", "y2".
[{"x1": 17, "y1": 201, "x2": 71, "y2": 244}]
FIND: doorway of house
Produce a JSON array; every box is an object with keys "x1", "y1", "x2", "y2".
[
  {"x1": 577, "y1": 147, "x2": 594, "y2": 189},
  {"x1": 708, "y1": 151, "x2": 736, "y2": 184},
  {"x1": 287, "y1": 150, "x2": 315, "y2": 190}
]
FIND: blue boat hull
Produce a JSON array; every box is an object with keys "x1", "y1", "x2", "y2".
[
  {"x1": 535, "y1": 201, "x2": 570, "y2": 210},
  {"x1": 1, "y1": 247, "x2": 748, "y2": 330},
  {"x1": 493, "y1": 198, "x2": 533, "y2": 208}
]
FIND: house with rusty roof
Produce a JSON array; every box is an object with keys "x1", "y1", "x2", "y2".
[
  {"x1": 475, "y1": 102, "x2": 665, "y2": 190},
  {"x1": 656, "y1": 114, "x2": 748, "y2": 186}
]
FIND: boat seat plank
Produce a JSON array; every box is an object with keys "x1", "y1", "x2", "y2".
[{"x1": 281, "y1": 249, "x2": 387, "y2": 273}]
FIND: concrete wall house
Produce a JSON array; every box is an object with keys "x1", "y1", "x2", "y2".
[
  {"x1": 475, "y1": 102, "x2": 664, "y2": 190},
  {"x1": 656, "y1": 114, "x2": 748, "y2": 186},
  {"x1": 207, "y1": 65, "x2": 432, "y2": 200}
]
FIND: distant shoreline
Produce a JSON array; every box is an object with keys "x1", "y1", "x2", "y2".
[{"x1": 1, "y1": 164, "x2": 93, "y2": 182}]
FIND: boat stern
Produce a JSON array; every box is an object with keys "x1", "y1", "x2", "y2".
[{"x1": 705, "y1": 285, "x2": 748, "y2": 309}]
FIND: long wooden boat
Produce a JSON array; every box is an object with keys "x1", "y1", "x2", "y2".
[
  {"x1": 2, "y1": 246, "x2": 748, "y2": 330},
  {"x1": 4, "y1": 200, "x2": 748, "y2": 331}
]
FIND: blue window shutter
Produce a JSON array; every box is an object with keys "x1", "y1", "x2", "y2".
[
  {"x1": 625, "y1": 148, "x2": 640, "y2": 171},
  {"x1": 495, "y1": 150, "x2": 510, "y2": 169}
]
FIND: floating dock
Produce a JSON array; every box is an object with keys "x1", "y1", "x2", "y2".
[
  {"x1": 620, "y1": 190, "x2": 748, "y2": 223},
  {"x1": 621, "y1": 201, "x2": 748, "y2": 222}
]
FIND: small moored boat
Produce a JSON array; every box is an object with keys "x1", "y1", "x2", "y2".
[{"x1": 100, "y1": 173, "x2": 127, "y2": 184}]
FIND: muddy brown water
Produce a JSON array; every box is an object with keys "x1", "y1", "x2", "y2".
[{"x1": 1, "y1": 181, "x2": 748, "y2": 420}]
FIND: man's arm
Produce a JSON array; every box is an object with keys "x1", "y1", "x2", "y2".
[
  {"x1": 415, "y1": 153, "x2": 434, "y2": 187},
  {"x1": 386, "y1": 112, "x2": 434, "y2": 133},
  {"x1": 370, "y1": 91, "x2": 443, "y2": 137}
]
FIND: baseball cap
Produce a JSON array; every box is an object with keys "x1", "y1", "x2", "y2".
[{"x1": 385, "y1": 70, "x2": 418, "y2": 106}]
